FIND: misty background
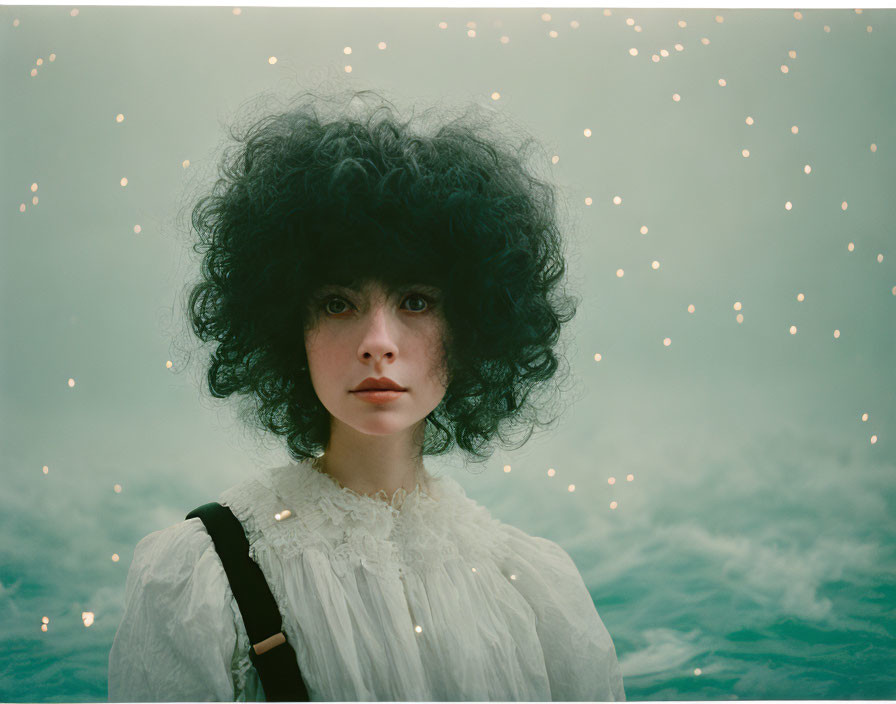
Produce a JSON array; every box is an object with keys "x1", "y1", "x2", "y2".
[{"x1": 2, "y1": 5, "x2": 895, "y2": 701}]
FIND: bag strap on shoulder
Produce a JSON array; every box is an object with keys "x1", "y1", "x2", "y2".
[{"x1": 186, "y1": 501, "x2": 309, "y2": 702}]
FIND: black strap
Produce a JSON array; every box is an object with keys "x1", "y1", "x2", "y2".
[{"x1": 186, "y1": 502, "x2": 310, "y2": 701}]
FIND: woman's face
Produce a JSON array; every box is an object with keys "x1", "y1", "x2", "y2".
[{"x1": 304, "y1": 279, "x2": 450, "y2": 437}]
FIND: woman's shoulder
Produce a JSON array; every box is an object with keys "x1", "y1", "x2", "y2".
[{"x1": 130, "y1": 514, "x2": 224, "y2": 587}]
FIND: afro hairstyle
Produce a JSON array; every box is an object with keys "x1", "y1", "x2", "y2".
[{"x1": 182, "y1": 87, "x2": 580, "y2": 467}]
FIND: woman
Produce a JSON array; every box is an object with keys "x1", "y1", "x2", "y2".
[{"x1": 108, "y1": 88, "x2": 625, "y2": 701}]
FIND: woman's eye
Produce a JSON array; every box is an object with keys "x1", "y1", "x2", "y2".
[{"x1": 320, "y1": 293, "x2": 431, "y2": 316}]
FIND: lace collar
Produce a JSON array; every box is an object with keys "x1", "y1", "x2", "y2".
[{"x1": 219, "y1": 459, "x2": 511, "y2": 576}]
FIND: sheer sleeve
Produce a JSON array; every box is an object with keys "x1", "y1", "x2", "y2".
[
  {"x1": 108, "y1": 518, "x2": 242, "y2": 702},
  {"x1": 498, "y1": 523, "x2": 626, "y2": 701}
]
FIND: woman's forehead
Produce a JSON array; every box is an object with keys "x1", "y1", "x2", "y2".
[{"x1": 314, "y1": 278, "x2": 442, "y2": 295}]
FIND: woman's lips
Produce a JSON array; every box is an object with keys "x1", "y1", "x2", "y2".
[{"x1": 351, "y1": 389, "x2": 405, "y2": 404}]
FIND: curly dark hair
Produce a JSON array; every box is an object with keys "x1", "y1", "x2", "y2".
[{"x1": 180, "y1": 87, "x2": 579, "y2": 467}]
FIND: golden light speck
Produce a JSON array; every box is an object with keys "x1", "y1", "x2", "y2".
[
  {"x1": 344, "y1": 65, "x2": 352, "y2": 73},
  {"x1": 742, "y1": 149, "x2": 750, "y2": 158},
  {"x1": 790, "y1": 325, "x2": 797, "y2": 335},
  {"x1": 733, "y1": 301, "x2": 742, "y2": 311},
  {"x1": 571, "y1": 20, "x2": 580, "y2": 29},
  {"x1": 71, "y1": 8, "x2": 79, "y2": 16},
  {"x1": 116, "y1": 113, "x2": 124, "y2": 123},
  {"x1": 610, "y1": 501, "x2": 618, "y2": 509},
  {"x1": 165, "y1": 360, "x2": 174, "y2": 370},
  {"x1": 675, "y1": 43, "x2": 683, "y2": 51},
  {"x1": 789, "y1": 50, "x2": 797, "y2": 59},
  {"x1": 746, "y1": 116, "x2": 754, "y2": 125},
  {"x1": 634, "y1": 26, "x2": 642, "y2": 32},
  {"x1": 112, "y1": 553, "x2": 120, "y2": 562},
  {"x1": 68, "y1": 378, "x2": 75, "y2": 387},
  {"x1": 594, "y1": 353, "x2": 602, "y2": 362},
  {"x1": 548, "y1": 30, "x2": 558, "y2": 38},
  {"x1": 715, "y1": 15, "x2": 724, "y2": 23},
  {"x1": 870, "y1": 144, "x2": 877, "y2": 152},
  {"x1": 834, "y1": 329, "x2": 840, "y2": 338},
  {"x1": 861, "y1": 412, "x2": 869, "y2": 421},
  {"x1": 608, "y1": 477, "x2": 616, "y2": 485},
  {"x1": 847, "y1": 242, "x2": 855, "y2": 252},
  {"x1": 490, "y1": 92, "x2": 501, "y2": 101},
  {"x1": 701, "y1": 37, "x2": 710, "y2": 45},
  {"x1": 856, "y1": 7, "x2": 863, "y2": 13},
  {"x1": 626, "y1": 17, "x2": 634, "y2": 26},
  {"x1": 42, "y1": 617, "x2": 49, "y2": 624},
  {"x1": 660, "y1": 49, "x2": 669, "y2": 57},
  {"x1": 651, "y1": 260, "x2": 660, "y2": 270},
  {"x1": 547, "y1": 468, "x2": 556, "y2": 477},
  {"x1": 551, "y1": 155, "x2": 559, "y2": 164},
  {"x1": 584, "y1": 128, "x2": 592, "y2": 137},
  {"x1": 467, "y1": 29, "x2": 476, "y2": 38},
  {"x1": 719, "y1": 78, "x2": 727, "y2": 86},
  {"x1": 182, "y1": 159, "x2": 190, "y2": 168},
  {"x1": 871, "y1": 435, "x2": 878, "y2": 444},
  {"x1": 13, "y1": 18, "x2": 19, "y2": 26},
  {"x1": 603, "y1": 9, "x2": 612, "y2": 16},
  {"x1": 797, "y1": 293, "x2": 804, "y2": 301},
  {"x1": 695, "y1": 668, "x2": 702, "y2": 676},
  {"x1": 673, "y1": 93, "x2": 681, "y2": 102},
  {"x1": 19, "y1": 204, "x2": 26, "y2": 212},
  {"x1": 568, "y1": 484, "x2": 576, "y2": 493},
  {"x1": 867, "y1": 25, "x2": 872, "y2": 32},
  {"x1": 541, "y1": 12, "x2": 551, "y2": 21},
  {"x1": 268, "y1": 56, "x2": 277, "y2": 65},
  {"x1": 688, "y1": 304, "x2": 695, "y2": 313},
  {"x1": 626, "y1": 474, "x2": 634, "y2": 481},
  {"x1": 131, "y1": 224, "x2": 141, "y2": 235},
  {"x1": 663, "y1": 337, "x2": 671, "y2": 346},
  {"x1": 503, "y1": 464, "x2": 511, "y2": 473},
  {"x1": 613, "y1": 195, "x2": 622, "y2": 205},
  {"x1": 120, "y1": 177, "x2": 128, "y2": 187},
  {"x1": 438, "y1": 22, "x2": 447, "y2": 29},
  {"x1": 510, "y1": 573, "x2": 517, "y2": 580},
  {"x1": 414, "y1": 625, "x2": 423, "y2": 633},
  {"x1": 31, "y1": 69, "x2": 37, "y2": 77},
  {"x1": 892, "y1": 286, "x2": 896, "y2": 295},
  {"x1": 343, "y1": 47, "x2": 352, "y2": 55},
  {"x1": 274, "y1": 509, "x2": 292, "y2": 521},
  {"x1": 36, "y1": 58, "x2": 43, "y2": 66},
  {"x1": 32, "y1": 196, "x2": 38, "y2": 205},
  {"x1": 471, "y1": 567, "x2": 477, "y2": 572},
  {"x1": 629, "y1": 48, "x2": 638, "y2": 56},
  {"x1": 616, "y1": 268, "x2": 625, "y2": 278},
  {"x1": 824, "y1": 25, "x2": 831, "y2": 32},
  {"x1": 500, "y1": 36, "x2": 510, "y2": 44},
  {"x1": 781, "y1": 65, "x2": 789, "y2": 74},
  {"x1": 377, "y1": 41, "x2": 387, "y2": 50},
  {"x1": 31, "y1": 182, "x2": 38, "y2": 192},
  {"x1": 42, "y1": 465, "x2": 49, "y2": 474},
  {"x1": 804, "y1": 164, "x2": 811, "y2": 174},
  {"x1": 791, "y1": 125, "x2": 799, "y2": 134},
  {"x1": 641, "y1": 225, "x2": 648, "y2": 234},
  {"x1": 877, "y1": 254, "x2": 883, "y2": 263},
  {"x1": 736, "y1": 313, "x2": 744, "y2": 323},
  {"x1": 785, "y1": 201, "x2": 793, "y2": 210},
  {"x1": 232, "y1": 7, "x2": 241, "y2": 15},
  {"x1": 82, "y1": 612, "x2": 95, "y2": 627},
  {"x1": 678, "y1": 20, "x2": 687, "y2": 28},
  {"x1": 794, "y1": 11, "x2": 803, "y2": 19},
  {"x1": 652, "y1": 54, "x2": 660, "y2": 63},
  {"x1": 585, "y1": 197, "x2": 593, "y2": 206},
  {"x1": 41, "y1": 624, "x2": 48, "y2": 632},
  {"x1": 841, "y1": 201, "x2": 848, "y2": 211},
  {"x1": 113, "y1": 484, "x2": 122, "y2": 493}
]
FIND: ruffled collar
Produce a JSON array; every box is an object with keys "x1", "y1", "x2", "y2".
[{"x1": 220, "y1": 459, "x2": 511, "y2": 577}]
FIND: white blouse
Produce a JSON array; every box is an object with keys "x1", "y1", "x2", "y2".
[{"x1": 108, "y1": 460, "x2": 625, "y2": 702}]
